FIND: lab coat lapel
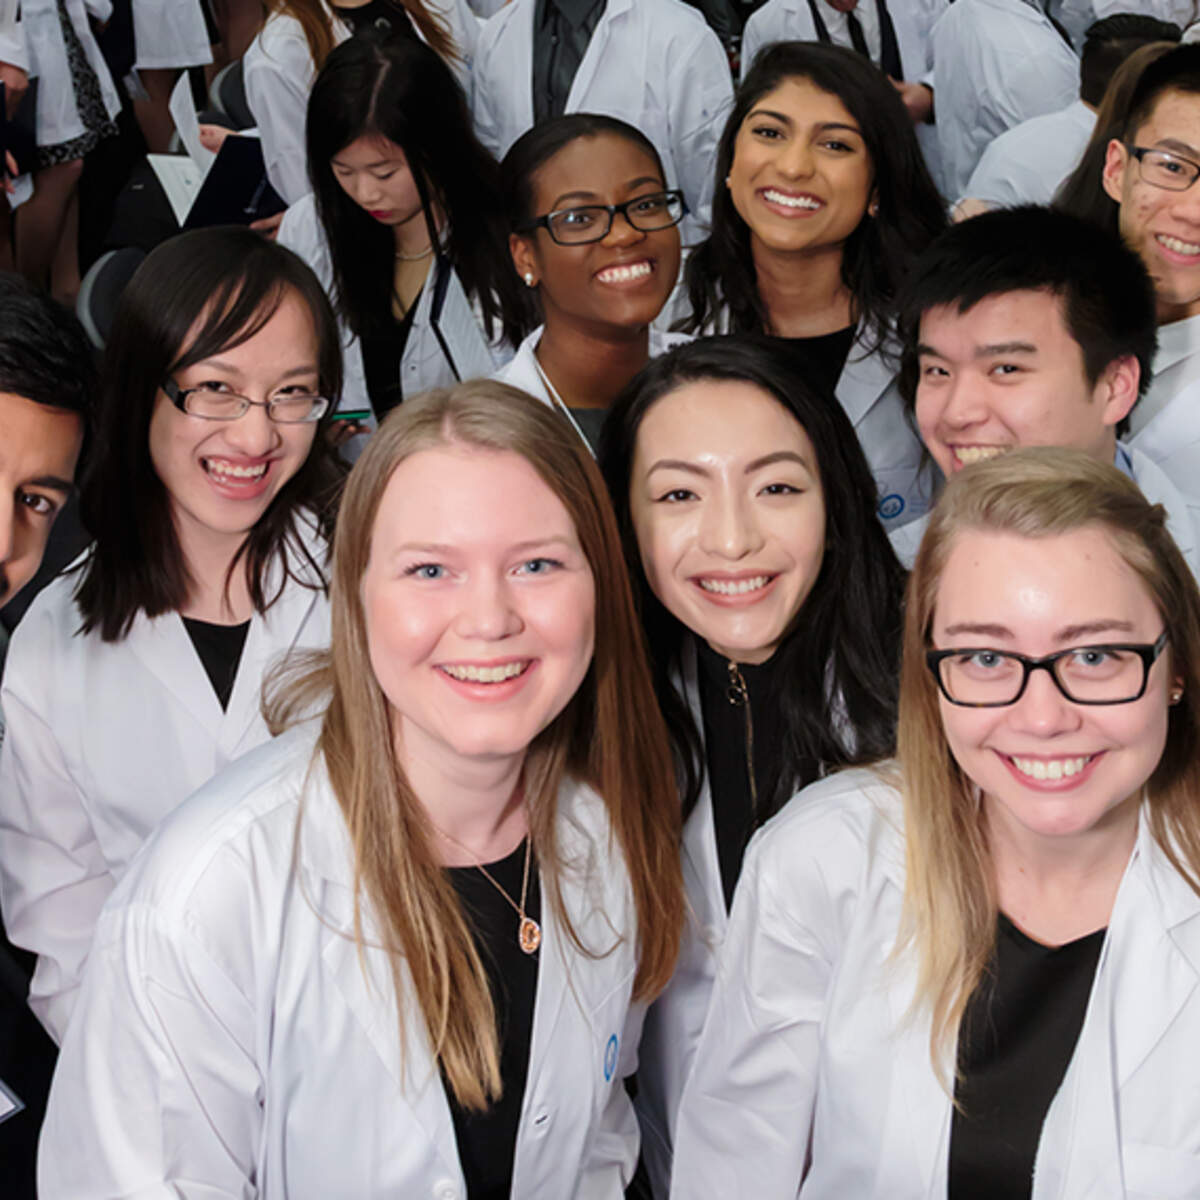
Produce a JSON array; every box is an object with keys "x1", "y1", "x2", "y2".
[
  {"x1": 304, "y1": 783, "x2": 463, "y2": 1185},
  {"x1": 836, "y1": 335, "x2": 894, "y2": 429},
  {"x1": 566, "y1": 0, "x2": 631, "y2": 111},
  {"x1": 125, "y1": 610, "x2": 224, "y2": 740},
  {"x1": 513, "y1": 0, "x2": 536, "y2": 132}
]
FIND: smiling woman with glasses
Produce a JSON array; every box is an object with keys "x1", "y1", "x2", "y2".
[
  {"x1": 672, "y1": 447, "x2": 1200, "y2": 1198},
  {"x1": 498, "y1": 113, "x2": 689, "y2": 451},
  {"x1": 0, "y1": 227, "x2": 345, "y2": 1045}
]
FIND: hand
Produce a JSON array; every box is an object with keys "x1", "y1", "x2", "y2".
[
  {"x1": 892, "y1": 79, "x2": 934, "y2": 125},
  {"x1": 249, "y1": 209, "x2": 285, "y2": 240},
  {"x1": 197, "y1": 123, "x2": 235, "y2": 154},
  {"x1": 2, "y1": 150, "x2": 16, "y2": 194},
  {"x1": 951, "y1": 197, "x2": 992, "y2": 223},
  {"x1": 0, "y1": 62, "x2": 27, "y2": 116},
  {"x1": 325, "y1": 420, "x2": 370, "y2": 448}
]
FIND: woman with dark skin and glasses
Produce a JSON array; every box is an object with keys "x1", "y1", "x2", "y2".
[
  {"x1": 0, "y1": 228, "x2": 343, "y2": 1046},
  {"x1": 499, "y1": 114, "x2": 688, "y2": 451}
]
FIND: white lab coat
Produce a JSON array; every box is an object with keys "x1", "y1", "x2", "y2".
[
  {"x1": 1128, "y1": 314, "x2": 1200, "y2": 525},
  {"x1": 0, "y1": 521, "x2": 331, "y2": 1044},
  {"x1": 471, "y1": 0, "x2": 734, "y2": 243},
  {"x1": 889, "y1": 442, "x2": 1200, "y2": 577},
  {"x1": 278, "y1": 193, "x2": 514, "y2": 427},
  {"x1": 21, "y1": 0, "x2": 120, "y2": 149},
  {"x1": 39, "y1": 723, "x2": 647, "y2": 1198},
  {"x1": 931, "y1": 0, "x2": 1078, "y2": 202},
  {"x1": 738, "y1": 0, "x2": 948, "y2": 193},
  {"x1": 672, "y1": 766, "x2": 1200, "y2": 1198},
  {"x1": 131, "y1": 0, "x2": 212, "y2": 71},
  {"x1": 244, "y1": 0, "x2": 480, "y2": 206},
  {"x1": 960, "y1": 97, "x2": 1094, "y2": 209}
]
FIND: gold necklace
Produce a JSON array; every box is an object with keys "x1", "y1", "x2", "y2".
[
  {"x1": 438, "y1": 827, "x2": 541, "y2": 954},
  {"x1": 394, "y1": 244, "x2": 433, "y2": 261}
]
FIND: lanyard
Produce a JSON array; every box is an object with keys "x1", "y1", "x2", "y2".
[
  {"x1": 803, "y1": 0, "x2": 904, "y2": 79},
  {"x1": 530, "y1": 349, "x2": 595, "y2": 455}
]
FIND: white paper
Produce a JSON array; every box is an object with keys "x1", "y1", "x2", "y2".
[
  {"x1": 168, "y1": 74, "x2": 215, "y2": 174},
  {"x1": 147, "y1": 153, "x2": 204, "y2": 226},
  {"x1": 0, "y1": 1075, "x2": 24, "y2": 1125}
]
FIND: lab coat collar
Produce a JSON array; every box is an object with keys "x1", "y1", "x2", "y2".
[
  {"x1": 836, "y1": 327, "x2": 898, "y2": 428},
  {"x1": 1153, "y1": 310, "x2": 1200, "y2": 377},
  {"x1": 123, "y1": 516, "x2": 328, "y2": 753}
]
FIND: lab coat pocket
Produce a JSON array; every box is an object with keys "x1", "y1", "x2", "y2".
[{"x1": 1123, "y1": 1143, "x2": 1200, "y2": 1199}]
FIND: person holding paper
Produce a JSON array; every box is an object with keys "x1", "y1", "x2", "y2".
[{"x1": 279, "y1": 33, "x2": 530, "y2": 429}]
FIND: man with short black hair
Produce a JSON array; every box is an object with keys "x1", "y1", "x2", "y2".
[
  {"x1": 0, "y1": 272, "x2": 92, "y2": 1200},
  {"x1": 892, "y1": 206, "x2": 1198, "y2": 570}
]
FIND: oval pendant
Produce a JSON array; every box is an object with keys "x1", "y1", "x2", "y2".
[{"x1": 519, "y1": 916, "x2": 542, "y2": 954}]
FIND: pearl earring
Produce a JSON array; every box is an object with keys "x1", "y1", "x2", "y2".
[
  {"x1": 523, "y1": 272, "x2": 536, "y2": 287},
  {"x1": 1171, "y1": 688, "x2": 1184, "y2": 704}
]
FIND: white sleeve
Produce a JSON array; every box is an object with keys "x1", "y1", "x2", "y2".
[
  {"x1": 470, "y1": 20, "x2": 503, "y2": 160},
  {"x1": 667, "y1": 24, "x2": 734, "y2": 235},
  {"x1": 0, "y1": 3, "x2": 27, "y2": 73},
  {"x1": 243, "y1": 42, "x2": 315, "y2": 207},
  {"x1": 38, "y1": 900, "x2": 262, "y2": 1197},
  {"x1": 739, "y1": 11, "x2": 765, "y2": 83},
  {"x1": 669, "y1": 833, "x2": 832, "y2": 1198},
  {"x1": 0, "y1": 678, "x2": 117, "y2": 1045}
]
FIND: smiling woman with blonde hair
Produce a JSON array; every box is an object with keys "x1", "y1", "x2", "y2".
[
  {"x1": 673, "y1": 447, "x2": 1200, "y2": 1197},
  {"x1": 40, "y1": 380, "x2": 684, "y2": 1198}
]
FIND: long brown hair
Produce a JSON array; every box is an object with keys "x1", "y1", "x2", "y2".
[
  {"x1": 269, "y1": 381, "x2": 683, "y2": 1110},
  {"x1": 262, "y1": 0, "x2": 456, "y2": 73},
  {"x1": 897, "y1": 448, "x2": 1200, "y2": 1077}
]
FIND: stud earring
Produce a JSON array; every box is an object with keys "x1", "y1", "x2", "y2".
[
  {"x1": 869, "y1": 202, "x2": 880, "y2": 218},
  {"x1": 523, "y1": 272, "x2": 536, "y2": 287},
  {"x1": 1171, "y1": 688, "x2": 1184, "y2": 704}
]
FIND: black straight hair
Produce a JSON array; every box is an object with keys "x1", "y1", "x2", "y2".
[
  {"x1": 1080, "y1": 13, "x2": 1183, "y2": 107},
  {"x1": 598, "y1": 336, "x2": 906, "y2": 821},
  {"x1": 896, "y1": 205, "x2": 1158, "y2": 415},
  {"x1": 678, "y1": 41, "x2": 946, "y2": 349},
  {"x1": 75, "y1": 227, "x2": 345, "y2": 642},
  {"x1": 0, "y1": 272, "x2": 94, "y2": 418},
  {"x1": 500, "y1": 112, "x2": 667, "y2": 229},
  {"x1": 306, "y1": 31, "x2": 532, "y2": 349}
]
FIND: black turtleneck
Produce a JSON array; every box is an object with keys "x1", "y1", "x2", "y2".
[{"x1": 695, "y1": 637, "x2": 804, "y2": 910}]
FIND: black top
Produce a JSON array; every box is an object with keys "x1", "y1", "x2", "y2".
[
  {"x1": 695, "y1": 638, "x2": 805, "y2": 911},
  {"x1": 181, "y1": 617, "x2": 250, "y2": 711},
  {"x1": 949, "y1": 913, "x2": 1106, "y2": 1200},
  {"x1": 331, "y1": 0, "x2": 420, "y2": 37},
  {"x1": 769, "y1": 326, "x2": 855, "y2": 404},
  {"x1": 360, "y1": 301, "x2": 418, "y2": 420},
  {"x1": 566, "y1": 406, "x2": 606, "y2": 453},
  {"x1": 532, "y1": 0, "x2": 605, "y2": 123},
  {"x1": 445, "y1": 840, "x2": 541, "y2": 1200}
]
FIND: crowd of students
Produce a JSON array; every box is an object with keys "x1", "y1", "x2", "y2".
[{"x1": 7, "y1": 1, "x2": 1200, "y2": 1197}]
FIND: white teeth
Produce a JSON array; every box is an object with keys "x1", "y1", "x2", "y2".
[
  {"x1": 1158, "y1": 234, "x2": 1200, "y2": 256},
  {"x1": 698, "y1": 575, "x2": 771, "y2": 595},
  {"x1": 762, "y1": 189, "x2": 821, "y2": 210},
  {"x1": 597, "y1": 261, "x2": 652, "y2": 283},
  {"x1": 953, "y1": 445, "x2": 1010, "y2": 465},
  {"x1": 1010, "y1": 755, "x2": 1092, "y2": 781},
  {"x1": 440, "y1": 662, "x2": 528, "y2": 683},
  {"x1": 205, "y1": 459, "x2": 269, "y2": 481}
]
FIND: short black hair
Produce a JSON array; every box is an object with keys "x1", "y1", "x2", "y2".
[
  {"x1": 1122, "y1": 41, "x2": 1200, "y2": 140},
  {"x1": 0, "y1": 272, "x2": 94, "y2": 420},
  {"x1": 897, "y1": 206, "x2": 1158, "y2": 413},
  {"x1": 1081, "y1": 14, "x2": 1183, "y2": 107}
]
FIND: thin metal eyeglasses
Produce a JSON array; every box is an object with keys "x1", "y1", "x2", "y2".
[
  {"x1": 925, "y1": 632, "x2": 1169, "y2": 707},
  {"x1": 1126, "y1": 144, "x2": 1200, "y2": 192},
  {"x1": 163, "y1": 378, "x2": 330, "y2": 424},
  {"x1": 516, "y1": 189, "x2": 687, "y2": 245}
]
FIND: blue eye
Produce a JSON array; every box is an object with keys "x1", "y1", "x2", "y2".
[
  {"x1": 518, "y1": 557, "x2": 562, "y2": 575},
  {"x1": 405, "y1": 563, "x2": 445, "y2": 580}
]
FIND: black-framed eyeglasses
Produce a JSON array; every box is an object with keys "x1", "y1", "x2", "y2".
[
  {"x1": 926, "y1": 632, "x2": 1169, "y2": 707},
  {"x1": 1126, "y1": 144, "x2": 1200, "y2": 192},
  {"x1": 163, "y1": 378, "x2": 330, "y2": 424},
  {"x1": 516, "y1": 189, "x2": 687, "y2": 245}
]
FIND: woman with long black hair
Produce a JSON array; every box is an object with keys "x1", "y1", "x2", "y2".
[
  {"x1": 599, "y1": 336, "x2": 907, "y2": 1195},
  {"x1": 680, "y1": 41, "x2": 947, "y2": 532},
  {"x1": 279, "y1": 31, "x2": 532, "y2": 428}
]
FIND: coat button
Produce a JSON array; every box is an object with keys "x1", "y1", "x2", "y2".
[{"x1": 432, "y1": 1180, "x2": 457, "y2": 1200}]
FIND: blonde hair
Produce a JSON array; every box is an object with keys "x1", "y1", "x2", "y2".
[
  {"x1": 269, "y1": 381, "x2": 683, "y2": 1110},
  {"x1": 262, "y1": 0, "x2": 456, "y2": 72},
  {"x1": 897, "y1": 447, "x2": 1200, "y2": 1077}
]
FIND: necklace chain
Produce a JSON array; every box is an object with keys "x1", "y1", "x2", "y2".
[
  {"x1": 394, "y1": 244, "x2": 434, "y2": 262},
  {"x1": 437, "y1": 823, "x2": 541, "y2": 955}
]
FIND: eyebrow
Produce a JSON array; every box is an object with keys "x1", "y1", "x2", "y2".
[
  {"x1": 192, "y1": 361, "x2": 319, "y2": 381},
  {"x1": 746, "y1": 108, "x2": 862, "y2": 136},
  {"x1": 916, "y1": 341, "x2": 1039, "y2": 359},
  {"x1": 547, "y1": 177, "x2": 664, "y2": 209},
  {"x1": 940, "y1": 619, "x2": 1138, "y2": 643},
  {"x1": 331, "y1": 156, "x2": 400, "y2": 170},
  {"x1": 392, "y1": 537, "x2": 576, "y2": 557},
  {"x1": 1153, "y1": 137, "x2": 1200, "y2": 160},
  {"x1": 646, "y1": 451, "x2": 813, "y2": 477},
  {"x1": 24, "y1": 475, "x2": 74, "y2": 494}
]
